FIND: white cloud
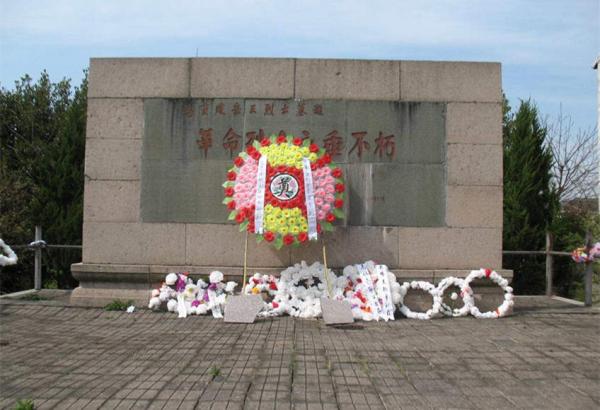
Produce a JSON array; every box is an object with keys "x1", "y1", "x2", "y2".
[{"x1": 1, "y1": 0, "x2": 595, "y2": 68}]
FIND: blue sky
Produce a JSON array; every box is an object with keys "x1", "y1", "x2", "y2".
[{"x1": 1, "y1": 0, "x2": 598, "y2": 129}]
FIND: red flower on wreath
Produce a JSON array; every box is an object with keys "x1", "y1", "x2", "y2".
[{"x1": 223, "y1": 134, "x2": 345, "y2": 248}]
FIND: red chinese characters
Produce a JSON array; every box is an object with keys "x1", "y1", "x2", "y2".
[
  {"x1": 197, "y1": 128, "x2": 213, "y2": 158},
  {"x1": 374, "y1": 132, "x2": 396, "y2": 159},
  {"x1": 349, "y1": 131, "x2": 370, "y2": 159},
  {"x1": 222, "y1": 128, "x2": 242, "y2": 158},
  {"x1": 323, "y1": 130, "x2": 344, "y2": 158}
]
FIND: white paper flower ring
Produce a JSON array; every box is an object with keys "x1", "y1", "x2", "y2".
[
  {"x1": 463, "y1": 268, "x2": 514, "y2": 319},
  {"x1": 398, "y1": 281, "x2": 443, "y2": 320},
  {"x1": 0, "y1": 239, "x2": 18, "y2": 267},
  {"x1": 436, "y1": 276, "x2": 473, "y2": 317}
]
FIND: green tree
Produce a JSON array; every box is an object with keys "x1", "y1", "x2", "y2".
[
  {"x1": 0, "y1": 71, "x2": 87, "y2": 292},
  {"x1": 502, "y1": 99, "x2": 558, "y2": 294}
]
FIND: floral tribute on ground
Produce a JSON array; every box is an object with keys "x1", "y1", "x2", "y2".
[
  {"x1": 223, "y1": 134, "x2": 345, "y2": 249},
  {"x1": 571, "y1": 242, "x2": 600, "y2": 263},
  {"x1": 148, "y1": 264, "x2": 514, "y2": 320},
  {"x1": 0, "y1": 239, "x2": 18, "y2": 266}
]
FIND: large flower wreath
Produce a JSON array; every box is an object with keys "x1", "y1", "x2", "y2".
[{"x1": 223, "y1": 134, "x2": 345, "y2": 248}]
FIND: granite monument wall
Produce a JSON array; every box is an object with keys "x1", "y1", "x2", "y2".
[{"x1": 71, "y1": 58, "x2": 507, "y2": 305}]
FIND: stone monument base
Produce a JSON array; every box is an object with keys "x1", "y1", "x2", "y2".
[{"x1": 70, "y1": 263, "x2": 513, "y2": 312}]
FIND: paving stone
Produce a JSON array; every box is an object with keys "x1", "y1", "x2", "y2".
[{"x1": 0, "y1": 303, "x2": 598, "y2": 409}]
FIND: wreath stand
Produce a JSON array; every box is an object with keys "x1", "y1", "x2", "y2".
[
  {"x1": 319, "y1": 235, "x2": 354, "y2": 325},
  {"x1": 223, "y1": 232, "x2": 264, "y2": 323}
]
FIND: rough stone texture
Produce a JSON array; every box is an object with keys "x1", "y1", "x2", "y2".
[
  {"x1": 446, "y1": 185, "x2": 503, "y2": 228},
  {"x1": 70, "y1": 287, "x2": 151, "y2": 307},
  {"x1": 76, "y1": 57, "x2": 507, "y2": 303},
  {"x1": 88, "y1": 58, "x2": 189, "y2": 98},
  {"x1": 83, "y1": 180, "x2": 140, "y2": 222},
  {"x1": 191, "y1": 58, "x2": 294, "y2": 98},
  {"x1": 292, "y1": 227, "x2": 399, "y2": 268},
  {"x1": 446, "y1": 102, "x2": 502, "y2": 144},
  {"x1": 447, "y1": 143, "x2": 503, "y2": 186},
  {"x1": 86, "y1": 98, "x2": 143, "y2": 140},
  {"x1": 82, "y1": 222, "x2": 186, "y2": 265},
  {"x1": 398, "y1": 227, "x2": 502, "y2": 269},
  {"x1": 85, "y1": 138, "x2": 142, "y2": 180},
  {"x1": 141, "y1": 98, "x2": 446, "y2": 226},
  {"x1": 186, "y1": 224, "x2": 292, "y2": 268},
  {"x1": 1, "y1": 302, "x2": 598, "y2": 410},
  {"x1": 223, "y1": 295, "x2": 264, "y2": 323},
  {"x1": 400, "y1": 61, "x2": 502, "y2": 102},
  {"x1": 295, "y1": 59, "x2": 400, "y2": 100}
]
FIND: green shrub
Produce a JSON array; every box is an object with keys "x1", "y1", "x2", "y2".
[{"x1": 103, "y1": 299, "x2": 133, "y2": 311}]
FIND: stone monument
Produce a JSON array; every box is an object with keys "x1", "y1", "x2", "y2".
[{"x1": 71, "y1": 58, "x2": 510, "y2": 306}]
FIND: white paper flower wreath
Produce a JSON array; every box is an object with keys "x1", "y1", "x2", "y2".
[
  {"x1": 463, "y1": 268, "x2": 514, "y2": 319},
  {"x1": 436, "y1": 276, "x2": 473, "y2": 317},
  {"x1": 0, "y1": 239, "x2": 18, "y2": 267},
  {"x1": 398, "y1": 281, "x2": 443, "y2": 320}
]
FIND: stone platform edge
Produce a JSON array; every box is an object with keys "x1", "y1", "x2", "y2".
[{"x1": 70, "y1": 262, "x2": 513, "y2": 307}]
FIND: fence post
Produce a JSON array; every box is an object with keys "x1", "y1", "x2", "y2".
[
  {"x1": 584, "y1": 231, "x2": 593, "y2": 307},
  {"x1": 545, "y1": 231, "x2": 553, "y2": 297},
  {"x1": 34, "y1": 226, "x2": 42, "y2": 290}
]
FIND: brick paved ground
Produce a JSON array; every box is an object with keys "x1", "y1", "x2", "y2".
[{"x1": 0, "y1": 299, "x2": 598, "y2": 409}]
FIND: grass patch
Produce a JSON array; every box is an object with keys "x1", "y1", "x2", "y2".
[
  {"x1": 14, "y1": 399, "x2": 34, "y2": 410},
  {"x1": 104, "y1": 299, "x2": 134, "y2": 311},
  {"x1": 208, "y1": 365, "x2": 224, "y2": 381},
  {"x1": 19, "y1": 294, "x2": 45, "y2": 301}
]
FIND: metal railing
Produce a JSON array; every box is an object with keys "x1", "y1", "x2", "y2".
[
  {"x1": 2, "y1": 227, "x2": 596, "y2": 306},
  {"x1": 502, "y1": 231, "x2": 596, "y2": 306},
  {"x1": 3, "y1": 226, "x2": 81, "y2": 295}
]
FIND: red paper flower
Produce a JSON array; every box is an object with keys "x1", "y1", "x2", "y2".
[
  {"x1": 272, "y1": 301, "x2": 279, "y2": 308},
  {"x1": 269, "y1": 281, "x2": 278, "y2": 291},
  {"x1": 224, "y1": 135, "x2": 345, "y2": 248}
]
